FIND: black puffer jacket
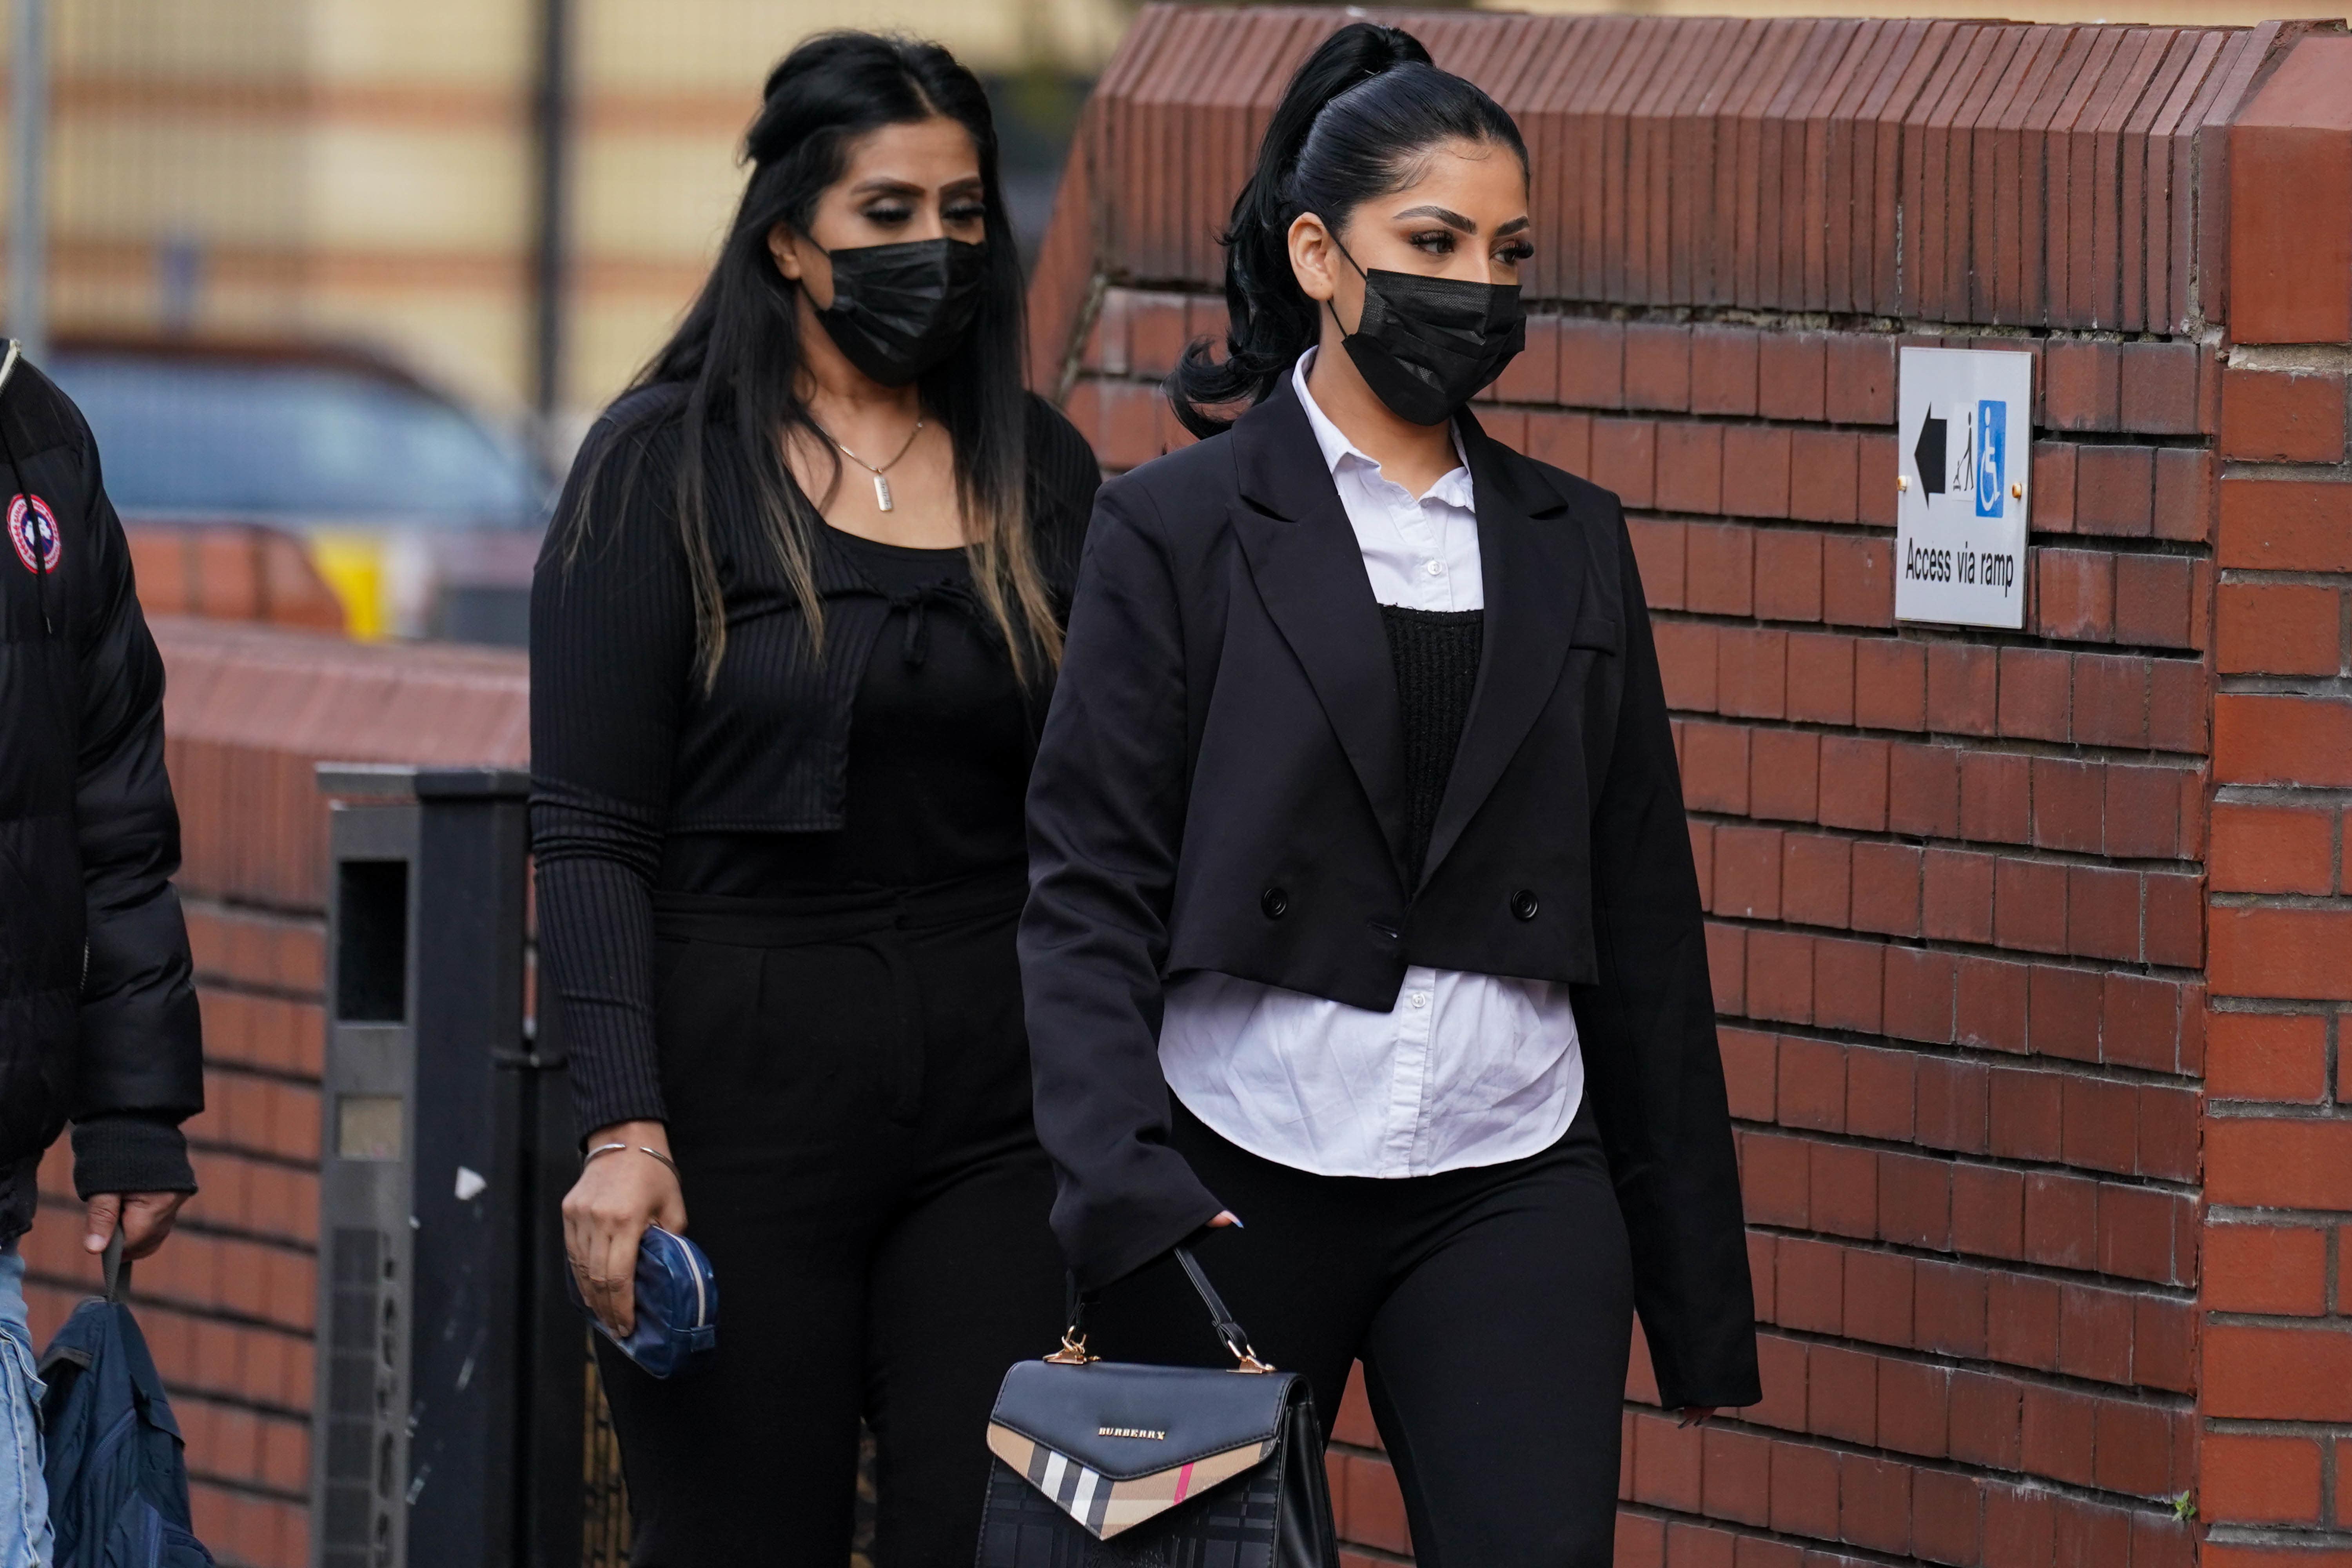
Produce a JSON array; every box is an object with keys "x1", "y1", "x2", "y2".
[{"x1": 0, "y1": 348, "x2": 203, "y2": 1245}]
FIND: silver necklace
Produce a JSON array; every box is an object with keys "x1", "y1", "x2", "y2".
[{"x1": 819, "y1": 415, "x2": 925, "y2": 512}]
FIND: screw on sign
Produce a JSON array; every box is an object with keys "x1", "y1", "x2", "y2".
[{"x1": 1895, "y1": 348, "x2": 2031, "y2": 630}]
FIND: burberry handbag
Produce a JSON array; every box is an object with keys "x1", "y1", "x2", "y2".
[{"x1": 976, "y1": 1246, "x2": 1338, "y2": 1566}]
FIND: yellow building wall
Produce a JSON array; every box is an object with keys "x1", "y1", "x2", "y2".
[{"x1": 5, "y1": 0, "x2": 1132, "y2": 433}]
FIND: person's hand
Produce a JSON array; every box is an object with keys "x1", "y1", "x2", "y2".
[
  {"x1": 1679, "y1": 1406, "x2": 1718, "y2": 1428},
  {"x1": 83, "y1": 1192, "x2": 189, "y2": 1261},
  {"x1": 562, "y1": 1122, "x2": 686, "y2": 1338},
  {"x1": 1208, "y1": 1211, "x2": 1241, "y2": 1228}
]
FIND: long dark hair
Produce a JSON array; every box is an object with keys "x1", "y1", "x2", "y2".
[
  {"x1": 568, "y1": 31, "x2": 1056, "y2": 683},
  {"x1": 1168, "y1": 23, "x2": 1527, "y2": 439}
]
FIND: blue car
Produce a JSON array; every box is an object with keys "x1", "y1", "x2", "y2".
[{"x1": 47, "y1": 338, "x2": 553, "y2": 645}]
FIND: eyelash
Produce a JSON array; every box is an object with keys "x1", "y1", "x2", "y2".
[
  {"x1": 862, "y1": 201, "x2": 987, "y2": 225},
  {"x1": 1407, "y1": 230, "x2": 1535, "y2": 264}
]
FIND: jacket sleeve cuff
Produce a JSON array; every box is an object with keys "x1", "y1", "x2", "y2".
[
  {"x1": 1055, "y1": 1143, "x2": 1230, "y2": 1294},
  {"x1": 71, "y1": 1114, "x2": 198, "y2": 1200}
]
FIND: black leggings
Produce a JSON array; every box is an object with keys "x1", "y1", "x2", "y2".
[
  {"x1": 1086, "y1": 1098, "x2": 1635, "y2": 1568},
  {"x1": 597, "y1": 872, "x2": 1063, "y2": 1567}
]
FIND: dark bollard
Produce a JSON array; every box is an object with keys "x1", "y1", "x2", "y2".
[{"x1": 311, "y1": 764, "x2": 583, "y2": 1568}]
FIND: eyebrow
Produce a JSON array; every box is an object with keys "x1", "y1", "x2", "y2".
[
  {"x1": 850, "y1": 174, "x2": 984, "y2": 198},
  {"x1": 1390, "y1": 206, "x2": 1533, "y2": 238},
  {"x1": 1392, "y1": 204, "x2": 1475, "y2": 232}
]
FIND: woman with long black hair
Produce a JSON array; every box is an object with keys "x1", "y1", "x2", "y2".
[
  {"x1": 530, "y1": 31, "x2": 1096, "y2": 1565},
  {"x1": 1020, "y1": 22, "x2": 1758, "y2": 1563}
]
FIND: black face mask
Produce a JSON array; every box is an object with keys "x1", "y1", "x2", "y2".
[
  {"x1": 1328, "y1": 240, "x2": 1526, "y2": 426},
  {"x1": 810, "y1": 237, "x2": 988, "y2": 387}
]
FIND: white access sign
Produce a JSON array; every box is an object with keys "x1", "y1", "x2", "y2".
[{"x1": 1895, "y1": 346, "x2": 2033, "y2": 629}]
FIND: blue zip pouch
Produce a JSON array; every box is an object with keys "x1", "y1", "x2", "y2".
[{"x1": 566, "y1": 1225, "x2": 717, "y2": 1378}]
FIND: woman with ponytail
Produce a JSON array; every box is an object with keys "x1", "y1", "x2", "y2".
[
  {"x1": 530, "y1": 31, "x2": 1095, "y2": 1564},
  {"x1": 1021, "y1": 22, "x2": 1758, "y2": 1562}
]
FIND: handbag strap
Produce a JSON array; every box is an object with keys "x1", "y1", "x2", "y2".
[
  {"x1": 102, "y1": 1228, "x2": 131, "y2": 1304},
  {"x1": 1052, "y1": 1244, "x2": 1273, "y2": 1374}
]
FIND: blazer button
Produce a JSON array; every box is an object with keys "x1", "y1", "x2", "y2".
[
  {"x1": 1261, "y1": 886, "x2": 1289, "y2": 919},
  {"x1": 1510, "y1": 888, "x2": 1540, "y2": 921}
]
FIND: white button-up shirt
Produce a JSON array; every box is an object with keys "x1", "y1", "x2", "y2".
[{"x1": 1156, "y1": 352, "x2": 1585, "y2": 1179}]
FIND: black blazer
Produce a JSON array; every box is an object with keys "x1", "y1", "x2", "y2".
[{"x1": 1019, "y1": 377, "x2": 1760, "y2": 1409}]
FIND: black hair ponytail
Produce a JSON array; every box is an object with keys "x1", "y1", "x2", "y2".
[{"x1": 1167, "y1": 22, "x2": 1526, "y2": 439}]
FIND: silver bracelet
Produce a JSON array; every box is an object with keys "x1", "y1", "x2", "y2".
[{"x1": 583, "y1": 1142, "x2": 678, "y2": 1176}]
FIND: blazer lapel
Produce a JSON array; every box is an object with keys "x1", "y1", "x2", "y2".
[
  {"x1": 1229, "y1": 381, "x2": 1411, "y2": 875},
  {"x1": 1418, "y1": 411, "x2": 1587, "y2": 891}
]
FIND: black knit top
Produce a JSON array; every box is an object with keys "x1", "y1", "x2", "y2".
[
  {"x1": 656, "y1": 530, "x2": 1035, "y2": 893},
  {"x1": 1379, "y1": 605, "x2": 1485, "y2": 881},
  {"x1": 529, "y1": 385, "x2": 1100, "y2": 1134}
]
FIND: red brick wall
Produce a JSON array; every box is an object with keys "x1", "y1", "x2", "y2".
[
  {"x1": 15, "y1": 621, "x2": 526, "y2": 1568},
  {"x1": 1033, "y1": 9, "x2": 2352, "y2": 1565},
  {"x1": 2197, "y1": 33, "x2": 2352, "y2": 1564}
]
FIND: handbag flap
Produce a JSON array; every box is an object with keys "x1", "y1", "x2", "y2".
[{"x1": 990, "y1": 1357, "x2": 1294, "y2": 1478}]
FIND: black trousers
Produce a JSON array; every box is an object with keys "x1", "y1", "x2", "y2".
[
  {"x1": 1087, "y1": 1098, "x2": 1635, "y2": 1568},
  {"x1": 599, "y1": 871, "x2": 1063, "y2": 1567}
]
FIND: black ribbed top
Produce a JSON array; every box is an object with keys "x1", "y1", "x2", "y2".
[
  {"x1": 1379, "y1": 605, "x2": 1484, "y2": 882},
  {"x1": 529, "y1": 386, "x2": 1100, "y2": 1136},
  {"x1": 658, "y1": 529, "x2": 1032, "y2": 893}
]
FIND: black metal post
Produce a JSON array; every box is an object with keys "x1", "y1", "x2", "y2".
[
  {"x1": 312, "y1": 764, "x2": 581, "y2": 1568},
  {"x1": 529, "y1": 0, "x2": 572, "y2": 432}
]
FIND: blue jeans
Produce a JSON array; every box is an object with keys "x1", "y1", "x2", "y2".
[{"x1": 0, "y1": 1245, "x2": 52, "y2": 1568}]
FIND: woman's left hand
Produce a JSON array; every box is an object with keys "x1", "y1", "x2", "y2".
[{"x1": 1679, "y1": 1406, "x2": 1717, "y2": 1427}]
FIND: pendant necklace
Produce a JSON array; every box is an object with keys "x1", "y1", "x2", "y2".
[{"x1": 820, "y1": 414, "x2": 925, "y2": 512}]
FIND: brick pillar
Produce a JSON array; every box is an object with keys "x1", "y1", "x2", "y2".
[{"x1": 2201, "y1": 33, "x2": 2352, "y2": 1562}]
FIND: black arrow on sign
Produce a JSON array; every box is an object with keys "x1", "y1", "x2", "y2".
[{"x1": 1914, "y1": 407, "x2": 1946, "y2": 500}]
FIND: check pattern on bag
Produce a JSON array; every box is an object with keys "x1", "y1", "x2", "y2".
[{"x1": 984, "y1": 1423, "x2": 1272, "y2": 1540}]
